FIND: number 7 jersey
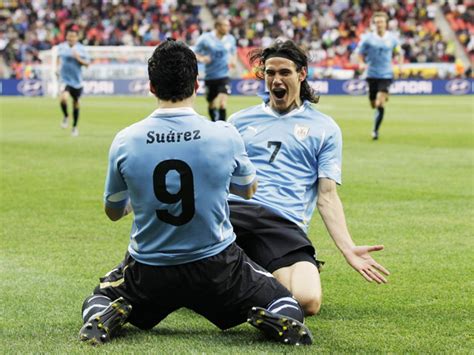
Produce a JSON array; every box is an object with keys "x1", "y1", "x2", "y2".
[
  {"x1": 228, "y1": 101, "x2": 342, "y2": 232},
  {"x1": 104, "y1": 107, "x2": 256, "y2": 266}
]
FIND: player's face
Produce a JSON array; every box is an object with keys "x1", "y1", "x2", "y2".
[
  {"x1": 373, "y1": 16, "x2": 387, "y2": 33},
  {"x1": 216, "y1": 20, "x2": 231, "y2": 36},
  {"x1": 66, "y1": 31, "x2": 78, "y2": 46},
  {"x1": 264, "y1": 57, "x2": 306, "y2": 114}
]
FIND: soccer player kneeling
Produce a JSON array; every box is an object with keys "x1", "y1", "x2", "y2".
[{"x1": 78, "y1": 39, "x2": 312, "y2": 346}]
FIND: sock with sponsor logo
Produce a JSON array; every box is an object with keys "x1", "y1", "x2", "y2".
[
  {"x1": 81, "y1": 294, "x2": 113, "y2": 323},
  {"x1": 266, "y1": 297, "x2": 304, "y2": 322}
]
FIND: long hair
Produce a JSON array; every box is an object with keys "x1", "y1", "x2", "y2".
[{"x1": 248, "y1": 40, "x2": 319, "y2": 104}]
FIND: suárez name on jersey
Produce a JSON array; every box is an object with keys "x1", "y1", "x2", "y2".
[{"x1": 146, "y1": 130, "x2": 201, "y2": 144}]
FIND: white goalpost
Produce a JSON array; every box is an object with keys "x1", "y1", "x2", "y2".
[{"x1": 38, "y1": 46, "x2": 156, "y2": 97}]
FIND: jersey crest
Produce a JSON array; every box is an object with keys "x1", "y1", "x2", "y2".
[
  {"x1": 246, "y1": 126, "x2": 258, "y2": 135},
  {"x1": 294, "y1": 124, "x2": 310, "y2": 140}
]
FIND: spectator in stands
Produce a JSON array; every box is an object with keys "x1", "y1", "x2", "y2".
[{"x1": 0, "y1": 0, "x2": 465, "y2": 80}]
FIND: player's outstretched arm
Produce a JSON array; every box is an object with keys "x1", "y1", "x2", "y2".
[{"x1": 317, "y1": 178, "x2": 390, "y2": 284}]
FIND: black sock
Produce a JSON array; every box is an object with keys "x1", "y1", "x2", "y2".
[
  {"x1": 81, "y1": 294, "x2": 112, "y2": 323},
  {"x1": 61, "y1": 102, "x2": 68, "y2": 118},
  {"x1": 267, "y1": 297, "x2": 304, "y2": 322},
  {"x1": 73, "y1": 108, "x2": 79, "y2": 127},
  {"x1": 218, "y1": 108, "x2": 226, "y2": 121},
  {"x1": 208, "y1": 108, "x2": 217, "y2": 121},
  {"x1": 374, "y1": 106, "x2": 385, "y2": 132}
]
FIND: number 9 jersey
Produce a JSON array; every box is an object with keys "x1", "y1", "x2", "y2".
[
  {"x1": 104, "y1": 107, "x2": 256, "y2": 266},
  {"x1": 228, "y1": 101, "x2": 342, "y2": 233}
]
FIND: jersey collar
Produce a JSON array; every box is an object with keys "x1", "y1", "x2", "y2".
[
  {"x1": 261, "y1": 100, "x2": 310, "y2": 118},
  {"x1": 151, "y1": 107, "x2": 198, "y2": 116},
  {"x1": 374, "y1": 31, "x2": 389, "y2": 40},
  {"x1": 212, "y1": 30, "x2": 227, "y2": 41}
]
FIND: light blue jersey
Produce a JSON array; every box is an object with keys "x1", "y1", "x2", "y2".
[
  {"x1": 356, "y1": 32, "x2": 399, "y2": 79},
  {"x1": 104, "y1": 107, "x2": 256, "y2": 266},
  {"x1": 229, "y1": 101, "x2": 342, "y2": 232},
  {"x1": 194, "y1": 31, "x2": 236, "y2": 80},
  {"x1": 57, "y1": 42, "x2": 90, "y2": 88}
]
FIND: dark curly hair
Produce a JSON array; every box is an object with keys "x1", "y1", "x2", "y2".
[
  {"x1": 148, "y1": 39, "x2": 198, "y2": 102},
  {"x1": 249, "y1": 40, "x2": 319, "y2": 104}
]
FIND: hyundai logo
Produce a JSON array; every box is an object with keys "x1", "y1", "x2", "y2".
[
  {"x1": 17, "y1": 80, "x2": 43, "y2": 96},
  {"x1": 237, "y1": 80, "x2": 263, "y2": 95},
  {"x1": 445, "y1": 79, "x2": 470, "y2": 95},
  {"x1": 128, "y1": 80, "x2": 149, "y2": 94},
  {"x1": 342, "y1": 80, "x2": 367, "y2": 95}
]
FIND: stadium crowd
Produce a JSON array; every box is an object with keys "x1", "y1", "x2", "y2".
[
  {"x1": 0, "y1": 0, "x2": 202, "y2": 78},
  {"x1": 0, "y1": 0, "x2": 470, "y2": 79},
  {"x1": 211, "y1": 0, "x2": 458, "y2": 70},
  {"x1": 442, "y1": 1, "x2": 474, "y2": 63}
]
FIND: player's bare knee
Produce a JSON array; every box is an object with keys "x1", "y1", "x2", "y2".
[
  {"x1": 304, "y1": 297, "x2": 321, "y2": 316},
  {"x1": 293, "y1": 292, "x2": 321, "y2": 316},
  {"x1": 219, "y1": 97, "x2": 227, "y2": 109}
]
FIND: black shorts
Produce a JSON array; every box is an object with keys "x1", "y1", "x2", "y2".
[
  {"x1": 92, "y1": 243, "x2": 291, "y2": 331},
  {"x1": 229, "y1": 201, "x2": 323, "y2": 273},
  {"x1": 366, "y1": 78, "x2": 392, "y2": 101},
  {"x1": 205, "y1": 77, "x2": 230, "y2": 103},
  {"x1": 63, "y1": 85, "x2": 83, "y2": 100}
]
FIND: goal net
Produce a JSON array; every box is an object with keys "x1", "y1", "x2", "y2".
[{"x1": 38, "y1": 46, "x2": 155, "y2": 97}]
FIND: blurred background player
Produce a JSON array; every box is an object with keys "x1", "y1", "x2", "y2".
[
  {"x1": 79, "y1": 40, "x2": 312, "y2": 346},
  {"x1": 229, "y1": 40, "x2": 390, "y2": 317},
  {"x1": 194, "y1": 16, "x2": 236, "y2": 121},
  {"x1": 356, "y1": 12, "x2": 403, "y2": 140},
  {"x1": 57, "y1": 25, "x2": 90, "y2": 137}
]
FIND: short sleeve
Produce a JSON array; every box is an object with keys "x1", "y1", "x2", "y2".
[
  {"x1": 228, "y1": 125, "x2": 256, "y2": 188},
  {"x1": 355, "y1": 36, "x2": 367, "y2": 56},
  {"x1": 104, "y1": 131, "x2": 129, "y2": 208},
  {"x1": 317, "y1": 126, "x2": 342, "y2": 185},
  {"x1": 194, "y1": 35, "x2": 206, "y2": 55},
  {"x1": 57, "y1": 43, "x2": 66, "y2": 57}
]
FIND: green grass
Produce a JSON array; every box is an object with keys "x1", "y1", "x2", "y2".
[{"x1": 1, "y1": 95, "x2": 473, "y2": 353}]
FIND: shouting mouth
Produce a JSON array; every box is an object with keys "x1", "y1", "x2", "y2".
[{"x1": 272, "y1": 88, "x2": 287, "y2": 99}]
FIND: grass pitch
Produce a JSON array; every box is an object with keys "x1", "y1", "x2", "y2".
[{"x1": 1, "y1": 95, "x2": 473, "y2": 353}]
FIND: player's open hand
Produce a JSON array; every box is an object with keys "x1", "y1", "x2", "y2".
[{"x1": 344, "y1": 245, "x2": 390, "y2": 284}]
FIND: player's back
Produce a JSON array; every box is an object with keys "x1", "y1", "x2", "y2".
[{"x1": 109, "y1": 107, "x2": 243, "y2": 266}]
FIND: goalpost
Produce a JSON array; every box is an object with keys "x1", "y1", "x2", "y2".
[{"x1": 38, "y1": 46, "x2": 156, "y2": 97}]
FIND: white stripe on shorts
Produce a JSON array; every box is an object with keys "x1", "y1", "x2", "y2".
[{"x1": 244, "y1": 261, "x2": 274, "y2": 278}]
